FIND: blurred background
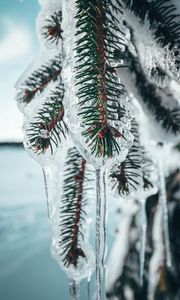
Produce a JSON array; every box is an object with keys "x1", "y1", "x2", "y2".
[{"x1": 0, "y1": 1, "x2": 80, "y2": 299}]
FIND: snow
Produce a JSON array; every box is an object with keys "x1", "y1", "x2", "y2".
[{"x1": 106, "y1": 199, "x2": 138, "y2": 292}]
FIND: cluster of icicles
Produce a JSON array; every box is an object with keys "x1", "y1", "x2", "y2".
[{"x1": 15, "y1": 0, "x2": 174, "y2": 299}]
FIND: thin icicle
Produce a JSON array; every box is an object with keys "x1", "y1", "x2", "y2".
[
  {"x1": 139, "y1": 198, "x2": 147, "y2": 286},
  {"x1": 158, "y1": 161, "x2": 172, "y2": 267},
  {"x1": 69, "y1": 280, "x2": 80, "y2": 300},
  {"x1": 87, "y1": 273, "x2": 91, "y2": 300},
  {"x1": 95, "y1": 167, "x2": 107, "y2": 300},
  {"x1": 42, "y1": 168, "x2": 50, "y2": 219}
]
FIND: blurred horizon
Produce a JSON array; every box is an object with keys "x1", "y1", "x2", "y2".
[{"x1": 0, "y1": 0, "x2": 40, "y2": 142}]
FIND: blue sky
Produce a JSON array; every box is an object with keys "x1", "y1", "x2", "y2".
[{"x1": 0, "y1": 0, "x2": 40, "y2": 141}]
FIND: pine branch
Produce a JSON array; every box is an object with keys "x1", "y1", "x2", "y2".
[
  {"x1": 109, "y1": 120, "x2": 142, "y2": 195},
  {"x1": 17, "y1": 55, "x2": 62, "y2": 104},
  {"x1": 149, "y1": 64, "x2": 170, "y2": 88},
  {"x1": 116, "y1": 45, "x2": 180, "y2": 135},
  {"x1": 75, "y1": 0, "x2": 127, "y2": 158},
  {"x1": 26, "y1": 86, "x2": 67, "y2": 154},
  {"x1": 122, "y1": 0, "x2": 180, "y2": 76},
  {"x1": 131, "y1": 56, "x2": 180, "y2": 134},
  {"x1": 42, "y1": 10, "x2": 63, "y2": 45},
  {"x1": 60, "y1": 147, "x2": 91, "y2": 267},
  {"x1": 122, "y1": 0, "x2": 180, "y2": 49}
]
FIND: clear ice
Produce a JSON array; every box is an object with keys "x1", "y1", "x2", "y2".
[
  {"x1": 69, "y1": 280, "x2": 80, "y2": 300},
  {"x1": 139, "y1": 198, "x2": 147, "y2": 286},
  {"x1": 95, "y1": 167, "x2": 107, "y2": 300},
  {"x1": 158, "y1": 161, "x2": 172, "y2": 267}
]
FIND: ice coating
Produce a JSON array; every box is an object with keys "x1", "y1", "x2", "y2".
[
  {"x1": 35, "y1": 146, "x2": 95, "y2": 281},
  {"x1": 108, "y1": 108, "x2": 158, "y2": 200},
  {"x1": 15, "y1": 49, "x2": 61, "y2": 114},
  {"x1": 25, "y1": 98, "x2": 66, "y2": 162},
  {"x1": 51, "y1": 240, "x2": 95, "y2": 281},
  {"x1": 124, "y1": 8, "x2": 180, "y2": 87},
  {"x1": 136, "y1": 42, "x2": 180, "y2": 88},
  {"x1": 118, "y1": 66, "x2": 180, "y2": 144},
  {"x1": 119, "y1": 10, "x2": 180, "y2": 144},
  {"x1": 49, "y1": 157, "x2": 95, "y2": 281},
  {"x1": 36, "y1": 3, "x2": 63, "y2": 49},
  {"x1": 69, "y1": 280, "x2": 80, "y2": 300},
  {"x1": 61, "y1": 0, "x2": 134, "y2": 167},
  {"x1": 16, "y1": 0, "x2": 95, "y2": 283}
]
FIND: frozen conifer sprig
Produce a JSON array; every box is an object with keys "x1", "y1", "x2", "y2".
[
  {"x1": 122, "y1": 0, "x2": 180, "y2": 82},
  {"x1": 122, "y1": 45, "x2": 180, "y2": 135},
  {"x1": 59, "y1": 147, "x2": 90, "y2": 268},
  {"x1": 17, "y1": 55, "x2": 62, "y2": 104},
  {"x1": 109, "y1": 120, "x2": 142, "y2": 195},
  {"x1": 26, "y1": 86, "x2": 67, "y2": 154},
  {"x1": 122, "y1": 0, "x2": 180, "y2": 50},
  {"x1": 75, "y1": 0, "x2": 129, "y2": 158},
  {"x1": 42, "y1": 10, "x2": 63, "y2": 45}
]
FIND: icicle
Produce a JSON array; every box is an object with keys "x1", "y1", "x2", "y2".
[
  {"x1": 95, "y1": 166, "x2": 107, "y2": 300},
  {"x1": 158, "y1": 161, "x2": 172, "y2": 267},
  {"x1": 139, "y1": 198, "x2": 147, "y2": 286},
  {"x1": 42, "y1": 168, "x2": 50, "y2": 219},
  {"x1": 87, "y1": 273, "x2": 91, "y2": 300},
  {"x1": 69, "y1": 280, "x2": 80, "y2": 300}
]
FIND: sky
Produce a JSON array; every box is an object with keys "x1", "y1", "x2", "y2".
[{"x1": 0, "y1": 0, "x2": 40, "y2": 141}]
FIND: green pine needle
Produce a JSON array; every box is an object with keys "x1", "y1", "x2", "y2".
[
  {"x1": 75, "y1": 0, "x2": 127, "y2": 158},
  {"x1": 110, "y1": 120, "x2": 142, "y2": 195},
  {"x1": 17, "y1": 55, "x2": 62, "y2": 104},
  {"x1": 42, "y1": 10, "x2": 63, "y2": 45},
  {"x1": 59, "y1": 147, "x2": 92, "y2": 267},
  {"x1": 122, "y1": 0, "x2": 180, "y2": 48},
  {"x1": 27, "y1": 86, "x2": 67, "y2": 154}
]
